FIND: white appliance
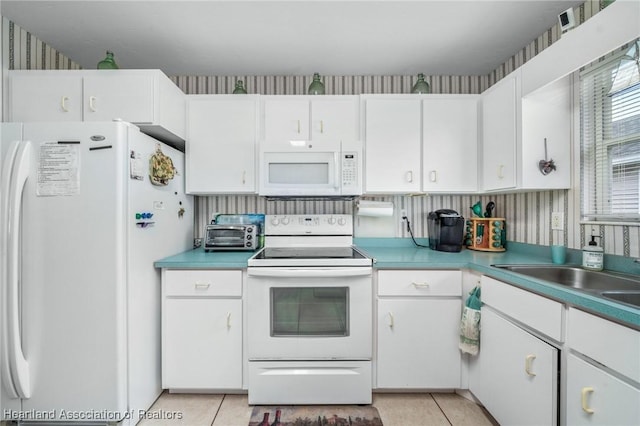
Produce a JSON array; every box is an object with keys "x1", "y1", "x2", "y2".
[
  {"x1": 0, "y1": 122, "x2": 193, "y2": 424},
  {"x1": 246, "y1": 214, "x2": 373, "y2": 405},
  {"x1": 258, "y1": 141, "x2": 362, "y2": 197}
]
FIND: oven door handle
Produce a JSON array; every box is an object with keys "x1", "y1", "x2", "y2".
[{"x1": 247, "y1": 267, "x2": 372, "y2": 278}]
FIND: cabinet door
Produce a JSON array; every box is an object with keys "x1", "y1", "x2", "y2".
[
  {"x1": 469, "y1": 309, "x2": 558, "y2": 425},
  {"x1": 377, "y1": 299, "x2": 461, "y2": 388},
  {"x1": 364, "y1": 99, "x2": 421, "y2": 193},
  {"x1": 566, "y1": 353, "x2": 640, "y2": 426},
  {"x1": 186, "y1": 97, "x2": 257, "y2": 193},
  {"x1": 263, "y1": 98, "x2": 310, "y2": 142},
  {"x1": 83, "y1": 74, "x2": 155, "y2": 123},
  {"x1": 9, "y1": 74, "x2": 83, "y2": 121},
  {"x1": 423, "y1": 97, "x2": 478, "y2": 192},
  {"x1": 163, "y1": 298, "x2": 242, "y2": 389},
  {"x1": 310, "y1": 97, "x2": 359, "y2": 142},
  {"x1": 482, "y1": 75, "x2": 517, "y2": 191}
]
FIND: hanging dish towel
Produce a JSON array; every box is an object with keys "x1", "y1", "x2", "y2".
[{"x1": 459, "y1": 286, "x2": 482, "y2": 355}]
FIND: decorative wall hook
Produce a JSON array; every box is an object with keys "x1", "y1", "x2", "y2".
[{"x1": 538, "y1": 138, "x2": 557, "y2": 175}]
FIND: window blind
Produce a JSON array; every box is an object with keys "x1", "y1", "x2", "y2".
[{"x1": 581, "y1": 39, "x2": 640, "y2": 221}]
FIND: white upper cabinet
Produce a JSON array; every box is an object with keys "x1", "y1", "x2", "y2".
[
  {"x1": 481, "y1": 72, "x2": 518, "y2": 191},
  {"x1": 262, "y1": 97, "x2": 310, "y2": 142},
  {"x1": 8, "y1": 70, "x2": 186, "y2": 148},
  {"x1": 310, "y1": 98, "x2": 359, "y2": 142},
  {"x1": 82, "y1": 73, "x2": 156, "y2": 123},
  {"x1": 363, "y1": 97, "x2": 422, "y2": 193},
  {"x1": 481, "y1": 70, "x2": 571, "y2": 192},
  {"x1": 261, "y1": 95, "x2": 359, "y2": 144},
  {"x1": 186, "y1": 96, "x2": 258, "y2": 194},
  {"x1": 422, "y1": 96, "x2": 479, "y2": 193},
  {"x1": 9, "y1": 74, "x2": 84, "y2": 121}
]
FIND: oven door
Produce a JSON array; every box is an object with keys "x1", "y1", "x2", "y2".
[{"x1": 246, "y1": 267, "x2": 372, "y2": 360}]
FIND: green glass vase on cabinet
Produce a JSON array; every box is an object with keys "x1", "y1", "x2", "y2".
[
  {"x1": 308, "y1": 72, "x2": 325, "y2": 95},
  {"x1": 411, "y1": 73, "x2": 430, "y2": 94},
  {"x1": 97, "y1": 51, "x2": 119, "y2": 69},
  {"x1": 233, "y1": 80, "x2": 248, "y2": 94}
]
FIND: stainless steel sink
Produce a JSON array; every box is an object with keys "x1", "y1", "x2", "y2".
[
  {"x1": 601, "y1": 291, "x2": 640, "y2": 308},
  {"x1": 491, "y1": 264, "x2": 640, "y2": 308}
]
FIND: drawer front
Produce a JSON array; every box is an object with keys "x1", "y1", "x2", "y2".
[
  {"x1": 568, "y1": 308, "x2": 640, "y2": 383},
  {"x1": 481, "y1": 275, "x2": 563, "y2": 341},
  {"x1": 378, "y1": 270, "x2": 462, "y2": 297},
  {"x1": 164, "y1": 270, "x2": 242, "y2": 297}
]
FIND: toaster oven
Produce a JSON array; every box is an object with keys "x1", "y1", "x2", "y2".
[{"x1": 204, "y1": 224, "x2": 259, "y2": 251}]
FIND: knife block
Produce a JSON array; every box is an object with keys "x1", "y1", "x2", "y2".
[{"x1": 465, "y1": 218, "x2": 506, "y2": 252}]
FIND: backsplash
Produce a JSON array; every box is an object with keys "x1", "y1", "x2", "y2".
[{"x1": 4, "y1": 1, "x2": 637, "y2": 258}]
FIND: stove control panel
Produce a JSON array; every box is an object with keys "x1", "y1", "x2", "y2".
[{"x1": 265, "y1": 214, "x2": 352, "y2": 235}]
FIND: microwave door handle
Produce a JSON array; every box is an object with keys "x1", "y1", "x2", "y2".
[{"x1": 334, "y1": 152, "x2": 340, "y2": 190}]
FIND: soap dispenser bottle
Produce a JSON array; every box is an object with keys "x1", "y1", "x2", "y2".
[{"x1": 582, "y1": 235, "x2": 604, "y2": 271}]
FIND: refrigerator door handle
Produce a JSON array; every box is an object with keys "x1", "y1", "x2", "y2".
[
  {"x1": 0, "y1": 140, "x2": 20, "y2": 398},
  {"x1": 5, "y1": 140, "x2": 32, "y2": 398}
]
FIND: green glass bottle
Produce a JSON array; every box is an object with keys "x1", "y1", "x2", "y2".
[
  {"x1": 411, "y1": 73, "x2": 430, "y2": 94},
  {"x1": 233, "y1": 80, "x2": 247, "y2": 94},
  {"x1": 308, "y1": 73, "x2": 325, "y2": 95},
  {"x1": 97, "y1": 51, "x2": 119, "y2": 69}
]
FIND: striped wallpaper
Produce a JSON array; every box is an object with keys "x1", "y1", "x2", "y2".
[{"x1": 3, "y1": 0, "x2": 638, "y2": 257}]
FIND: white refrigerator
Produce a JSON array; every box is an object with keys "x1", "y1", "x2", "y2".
[{"x1": 1, "y1": 122, "x2": 194, "y2": 424}]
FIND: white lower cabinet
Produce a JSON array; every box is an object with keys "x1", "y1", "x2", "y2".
[
  {"x1": 565, "y1": 308, "x2": 640, "y2": 425},
  {"x1": 469, "y1": 275, "x2": 561, "y2": 425},
  {"x1": 470, "y1": 308, "x2": 558, "y2": 426},
  {"x1": 161, "y1": 270, "x2": 243, "y2": 390},
  {"x1": 376, "y1": 270, "x2": 461, "y2": 389},
  {"x1": 566, "y1": 353, "x2": 640, "y2": 426}
]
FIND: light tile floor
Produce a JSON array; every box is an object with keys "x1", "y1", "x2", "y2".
[{"x1": 138, "y1": 392, "x2": 498, "y2": 426}]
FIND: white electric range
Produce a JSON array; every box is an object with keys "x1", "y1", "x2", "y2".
[{"x1": 246, "y1": 214, "x2": 373, "y2": 405}]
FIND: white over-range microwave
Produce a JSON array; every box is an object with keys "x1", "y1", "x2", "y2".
[{"x1": 258, "y1": 141, "x2": 362, "y2": 197}]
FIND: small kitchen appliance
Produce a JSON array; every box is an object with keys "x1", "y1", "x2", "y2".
[
  {"x1": 246, "y1": 214, "x2": 373, "y2": 405},
  {"x1": 258, "y1": 141, "x2": 362, "y2": 197},
  {"x1": 427, "y1": 209, "x2": 465, "y2": 252},
  {"x1": 204, "y1": 224, "x2": 259, "y2": 251}
]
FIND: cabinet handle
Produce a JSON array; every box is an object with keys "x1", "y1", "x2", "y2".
[
  {"x1": 194, "y1": 282, "x2": 210, "y2": 290},
  {"x1": 430, "y1": 170, "x2": 437, "y2": 182},
  {"x1": 297, "y1": 120, "x2": 301, "y2": 134},
  {"x1": 581, "y1": 387, "x2": 595, "y2": 414},
  {"x1": 412, "y1": 282, "x2": 430, "y2": 289},
  {"x1": 497, "y1": 165, "x2": 504, "y2": 179},
  {"x1": 61, "y1": 96, "x2": 69, "y2": 112},
  {"x1": 525, "y1": 354, "x2": 536, "y2": 376},
  {"x1": 89, "y1": 96, "x2": 97, "y2": 112},
  {"x1": 388, "y1": 312, "x2": 394, "y2": 329},
  {"x1": 226, "y1": 312, "x2": 232, "y2": 329},
  {"x1": 320, "y1": 120, "x2": 324, "y2": 134},
  {"x1": 406, "y1": 171, "x2": 413, "y2": 183},
  {"x1": 242, "y1": 171, "x2": 246, "y2": 185}
]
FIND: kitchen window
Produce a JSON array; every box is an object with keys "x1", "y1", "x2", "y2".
[{"x1": 581, "y1": 39, "x2": 640, "y2": 221}]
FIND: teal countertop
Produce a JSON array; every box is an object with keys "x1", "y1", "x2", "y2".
[
  {"x1": 154, "y1": 248, "x2": 255, "y2": 268},
  {"x1": 155, "y1": 238, "x2": 640, "y2": 330}
]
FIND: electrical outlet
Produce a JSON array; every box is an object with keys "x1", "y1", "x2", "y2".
[
  {"x1": 551, "y1": 212, "x2": 564, "y2": 231},
  {"x1": 400, "y1": 209, "x2": 407, "y2": 219}
]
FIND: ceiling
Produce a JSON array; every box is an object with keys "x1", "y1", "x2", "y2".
[{"x1": 1, "y1": 0, "x2": 585, "y2": 77}]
